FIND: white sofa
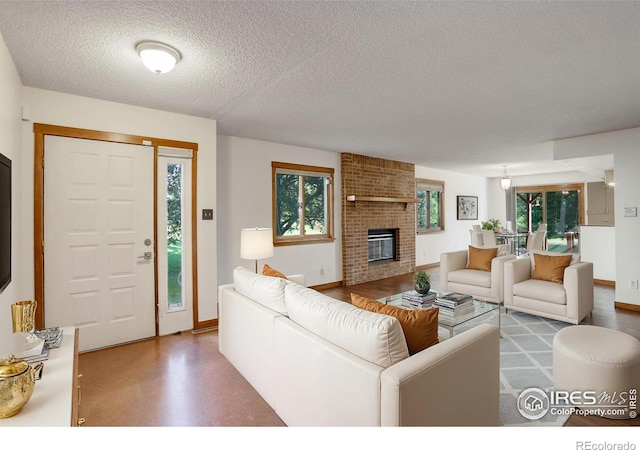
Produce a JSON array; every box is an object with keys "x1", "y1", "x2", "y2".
[
  {"x1": 440, "y1": 248, "x2": 516, "y2": 303},
  {"x1": 504, "y1": 251, "x2": 594, "y2": 325},
  {"x1": 218, "y1": 266, "x2": 500, "y2": 427}
]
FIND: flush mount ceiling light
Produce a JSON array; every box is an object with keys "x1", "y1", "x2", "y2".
[
  {"x1": 136, "y1": 41, "x2": 181, "y2": 74},
  {"x1": 500, "y1": 165, "x2": 511, "y2": 190}
]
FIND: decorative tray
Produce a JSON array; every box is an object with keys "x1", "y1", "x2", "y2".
[{"x1": 34, "y1": 327, "x2": 63, "y2": 349}]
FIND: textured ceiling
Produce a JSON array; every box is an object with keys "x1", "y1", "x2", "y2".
[{"x1": 0, "y1": 1, "x2": 637, "y2": 178}]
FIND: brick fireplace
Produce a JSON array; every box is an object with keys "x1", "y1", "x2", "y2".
[{"x1": 341, "y1": 153, "x2": 416, "y2": 286}]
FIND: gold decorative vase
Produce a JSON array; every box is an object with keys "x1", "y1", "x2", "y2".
[
  {"x1": 11, "y1": 300, "x2": 36, "y2": 334},
  {"x1": 11, "y1": 300, "x2": 40, "y2": 350},
  {"x1": 0, "y1": 355, "x2": 43, "y2": 418}
]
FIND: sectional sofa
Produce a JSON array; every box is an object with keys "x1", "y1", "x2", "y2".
[{"x1": 217, "y1": 266, "x2": 500, "y2": 426}]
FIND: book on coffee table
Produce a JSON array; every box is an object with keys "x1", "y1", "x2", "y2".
[{"x1": 438, "y1": 292, "x2": 472, "y2": 302}]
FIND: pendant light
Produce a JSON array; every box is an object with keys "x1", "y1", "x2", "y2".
[{"x1": 500, "y1": 165, "x2": 511, "y2": 190}]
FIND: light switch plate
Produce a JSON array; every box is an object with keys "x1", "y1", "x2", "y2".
[{"x1": 202, "y1": 209, "x2": 213, "y2": 220}]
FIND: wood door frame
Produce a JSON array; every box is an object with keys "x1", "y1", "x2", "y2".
[{"x1": 33, "y1": 123, "x2": 212, "y2": 333}]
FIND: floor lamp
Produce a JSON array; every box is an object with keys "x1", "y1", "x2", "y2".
[{"x1": 240, "y1": 227, "x2": 274, "y2": 273}]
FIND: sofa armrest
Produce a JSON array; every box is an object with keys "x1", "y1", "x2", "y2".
[
  {"x1": 503, "y1": 257, "x2": 531, "y2": 306},
  {"x1": 380, "y1": 323, "x2": 499, "y2": 426},
  {"x1": 490, "y1": 254, "x2": 517, "y2": 301},
  {"x1": 564, "y1": 262, "x2": 594, "y2": 323},
  {"x1": 440, "y1": 250, "x2": 468, "y2": 291},
  {"x1": 286, "y1": 274, "x2": 306, "y2": 286}
]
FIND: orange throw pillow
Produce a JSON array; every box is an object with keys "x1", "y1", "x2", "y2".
[
  {"x1": 351, "y1": 293, "x2": 439, "y2": 355},
  {"x1": 262, "y1": 264, "x2": 287, "y2": 279},
  {"x1": 466, "y1": 245, "x2": 497, "y2": 272},
  {"x1": 531, "y1": 253, "x2": 573, "y2": 284}
]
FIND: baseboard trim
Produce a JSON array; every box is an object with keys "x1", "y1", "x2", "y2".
[
  {"x1": 194, "y1": 318, "x2": 218, "y2": 331},
  {"x1": 614, "y1": 302, "x2": 640, "y2": 313},
  {"x1": 192, "y1": 326, "x2": 217, "y2": 334},
  {"x1": 594, "y1": 279, "x2": 615, "y2": 287},
  {"x1": 312, "y1": 281, "x2": 343, "y2": 291},
  {"x1": 416, "y1": 262, "x2": 440, "y2": 271}
]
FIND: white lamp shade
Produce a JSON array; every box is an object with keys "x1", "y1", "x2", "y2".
[
  {"x1": 136, "y1": 42, "x2": 181, "y2": 74},
  {"x1": 240, "y1": 228, "x2": 274, "y2": 260}
]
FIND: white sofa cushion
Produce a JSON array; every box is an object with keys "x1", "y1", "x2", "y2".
[
  {"x1": 448, "y1": 268, "x2": 491, "y2": 288},
  {"x1": 233, "y1": 266, "x2": 288, "y2": 315},
  {"x1": 513, "y1": 279, "x2": 567, "y2": 305},
  {"x1": 284, "y1": 282, "x2": 409, "y2": 368}
]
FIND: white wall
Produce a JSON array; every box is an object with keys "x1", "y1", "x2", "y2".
[
  {"x1": 217, "y1": 135, "x2": 342, "y2": 287},
  {"x1": 0, "y1": 32, "x2": 24, "y2": 353},
  {"x1": 415, "y1": 166, "x2": 490, "y2": 266},
  {"x1": 580, "y1": 226, "x2": 615, "y2": 281},
  {"x1": 20, "y1": 87, "x2": 219, "y2": 322},
  {"x1": 555, "y1": 128, "x2": 640, "y2": 307}
]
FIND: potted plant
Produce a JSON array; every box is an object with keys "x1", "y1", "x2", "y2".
[
  {"x1": 481, "y1": 219, "x2": 502, "y2": 232},
  {"x1": 414, "y1": 270, "x2": 431, "y2": 295}
]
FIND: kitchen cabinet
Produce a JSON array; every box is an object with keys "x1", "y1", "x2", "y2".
[{"x1": 587, "y1": 182, "x2": 614, "y2": 226}]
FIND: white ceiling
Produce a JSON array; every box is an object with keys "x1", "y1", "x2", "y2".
[{"x1": 0, "y1": 1, "x2": 636, "y2": 178}]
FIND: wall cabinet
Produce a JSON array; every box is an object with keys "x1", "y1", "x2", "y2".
[{"x1": 587, "y1": 182, "x2": 615, "y2": 226}]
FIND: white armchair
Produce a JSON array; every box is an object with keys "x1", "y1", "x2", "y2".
[
  {"x1": 440, "y1": 248, "x2": 516, "y2": 303},
  {"x1": 503, "y1": 251, "x2": 593, "y2": 324}
]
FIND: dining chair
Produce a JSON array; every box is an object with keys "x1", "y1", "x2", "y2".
[
  {"x1": 481, "y1": 230, "x2": 497, "y2": 247},
  {"x1": 526, "y1": 229, "x2": 547, "y2": 252},
  {"x1": 482, "y1": 230, "x2": 511, "y2": 255},
  {"x1": 470, "y1": 229, "x2": 484, "y2": 247}
]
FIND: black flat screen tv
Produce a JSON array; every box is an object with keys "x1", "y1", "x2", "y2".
[{"x1": 0, "y1": 152, "x2": 11, "y2": 294}]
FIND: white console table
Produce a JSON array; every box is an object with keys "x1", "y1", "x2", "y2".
[{"x1": 0, "y1": 326, "x2": 79, "y2": 426}]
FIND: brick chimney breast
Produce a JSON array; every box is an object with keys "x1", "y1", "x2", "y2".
[{"x1": 341, "y1": 153, "x2": 416, "y2": 286}]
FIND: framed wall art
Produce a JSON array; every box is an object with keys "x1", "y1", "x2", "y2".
[{"x1": 457, "y1": 195, "x2": 478, "y2": 220}]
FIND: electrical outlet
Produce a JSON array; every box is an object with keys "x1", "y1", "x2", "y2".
[
  {"x1": 320, "y1": 266, "x2": 325, "y2": 275},
  {"x1": 630, "y1": 280, "x2": 638, "y2": 289}
]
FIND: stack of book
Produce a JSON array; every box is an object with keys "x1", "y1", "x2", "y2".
[
  {"x1": 435, "y1": 292, "x2": 475, "y2": 321},
  {"x1": 14, "y1": 336, "x2": 50, "y2": 363},
  {"x1": 401, "y1": 290, "x2": 437, "y2": 308},
  {"x1": 22, "y1": 344, "x2": 49, "y2": 364}
]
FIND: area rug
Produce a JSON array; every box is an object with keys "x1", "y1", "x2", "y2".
[{"x1": 450, "y1": 308, "x2": 573, "y2": 426}]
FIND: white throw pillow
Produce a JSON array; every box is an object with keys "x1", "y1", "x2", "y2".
[
  {"x1": 233, "y1": 266, "x2": 287, "y2": 315},
  {"x1": 284, "y1": 282, "x2": 409, "y2": 368}
]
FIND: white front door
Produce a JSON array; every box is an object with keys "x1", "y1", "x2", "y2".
[{"x1": 44, "y1": 136, "x2": 156, "y2": 352}]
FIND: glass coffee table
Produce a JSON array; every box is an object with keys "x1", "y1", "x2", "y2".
[{"x1": 378, "y1": 292, "x2": 501, "y2": 338}]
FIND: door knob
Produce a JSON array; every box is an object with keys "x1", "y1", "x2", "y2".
[{"x1": 137, "y1": 252, "x2": 153, "y2": 260}]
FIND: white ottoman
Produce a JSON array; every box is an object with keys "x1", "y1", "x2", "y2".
[{"x1": 553, "y1": 325, "x2": 640, "y2": 420}]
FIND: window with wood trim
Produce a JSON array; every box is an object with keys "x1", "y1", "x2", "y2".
[
  {"x1": 416, "y1": 178, "x2": 444, "y2": 233},
  {"x1": 272, "y1": 162, "x2": 334, "y2": 246}
]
